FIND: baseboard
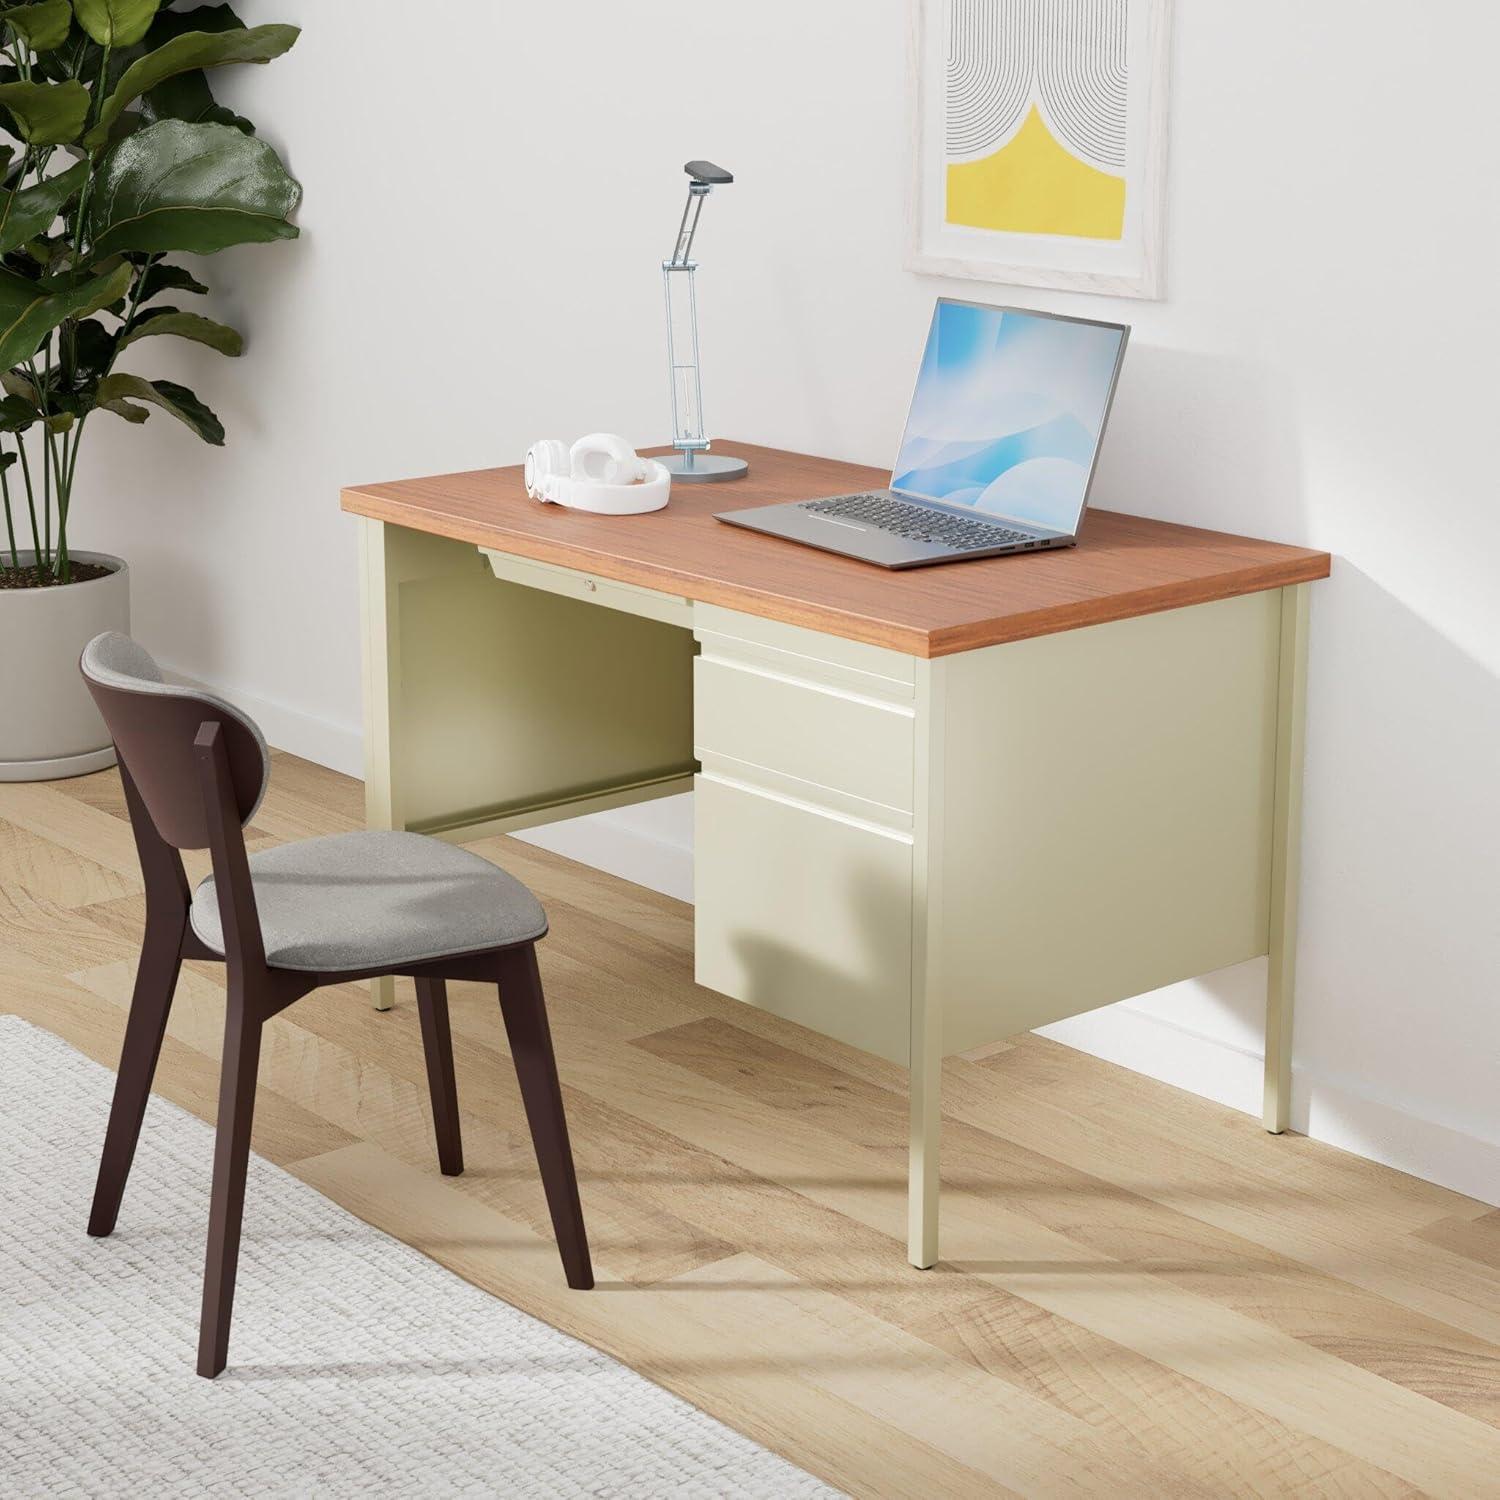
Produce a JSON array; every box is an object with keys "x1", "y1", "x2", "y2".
[
  {"x1": 190, "y1": 675, "x2": 1496, "y2": 1210},
  {"x1": 1040, "y1": 1003, "x2": 1500, "y2": 1207},
  {"x1": 509, "y1": 797, "x2": 695, "y2": 903},
  {"x1": 160, "y1": 663, "x2": 364, "y2": 779}
]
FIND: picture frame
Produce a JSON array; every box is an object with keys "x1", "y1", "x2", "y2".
[{"x1": 906, "y1": 0, "x2": 1173, "y2": 299}]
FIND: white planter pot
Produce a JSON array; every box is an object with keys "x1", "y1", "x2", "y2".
[{"x1": 0, "y1": 551, "x2": 130, "y2": 781}]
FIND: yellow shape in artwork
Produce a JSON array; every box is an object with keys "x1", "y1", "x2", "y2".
[{"x1": 946, "y1": 105, "x2": 1126, "y2": 241}]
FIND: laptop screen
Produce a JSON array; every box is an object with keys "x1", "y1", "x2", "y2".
[{"x1": 891, "y1": 300, "x2": 1128, "y2": 535}]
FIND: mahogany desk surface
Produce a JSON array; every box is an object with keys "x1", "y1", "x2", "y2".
[{"x1": 342, "y1": 441, "x2": 1330, "y2": 659}]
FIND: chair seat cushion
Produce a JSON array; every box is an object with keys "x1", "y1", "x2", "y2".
[{"x1": 190, "y1": 831, "x2": 547, "y2": 972}]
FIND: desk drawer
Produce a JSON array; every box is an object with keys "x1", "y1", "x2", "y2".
[
  {"x1": 694, "y1": 772, "x2": 913, "y2": 1063},
  {"x1": 694, "y1": 655, "x2": 915, "y2": 815},
  {"x1": 481, "y1": 548, "x2": 694, "y2": 630}
]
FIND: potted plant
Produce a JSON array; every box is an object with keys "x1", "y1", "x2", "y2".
[{"x1": 0, "y1": 0, "x2": 300, "y2": 780}]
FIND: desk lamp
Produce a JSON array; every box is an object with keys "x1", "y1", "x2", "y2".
[{"x1": 660, "y1": 160, "x2": 747, "y2": 482}]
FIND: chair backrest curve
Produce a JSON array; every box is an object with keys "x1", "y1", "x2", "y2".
[{"x1": 80, "y1": 632, "x2": 270, "y2": 851}]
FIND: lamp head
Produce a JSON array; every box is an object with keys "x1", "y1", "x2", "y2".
[{"x1": 684, "y1": 160, "x2": 733, "y2": 187}]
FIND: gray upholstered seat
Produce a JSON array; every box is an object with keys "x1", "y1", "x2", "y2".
[{"x1": 190, "y1": 830, "x2": 548, "y2": 972}]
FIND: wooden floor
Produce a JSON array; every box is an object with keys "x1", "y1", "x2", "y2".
[{"x1": 4, "y1": 754, "x2": 1500, "y2": 1498}]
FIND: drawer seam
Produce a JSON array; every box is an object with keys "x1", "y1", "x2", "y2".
[
  {"x1": 697, "y1": 768, "x2": 915, "y2": 845},
  {"x1": 696, "y1": 651, "x2": 917, "y2": 718}
]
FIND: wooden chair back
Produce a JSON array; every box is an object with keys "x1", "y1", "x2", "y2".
[{"x1": 80, "y1": 632, "x2": 269, "y2": 852}]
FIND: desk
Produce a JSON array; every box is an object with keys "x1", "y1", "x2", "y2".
[{"x1": 342, "y1": 440, "x2": 1330, "y2": 1268}]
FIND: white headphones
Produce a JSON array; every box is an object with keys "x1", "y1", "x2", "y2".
[{"x1": 524, "y1": 433, "x2": 670, "y2": 514}]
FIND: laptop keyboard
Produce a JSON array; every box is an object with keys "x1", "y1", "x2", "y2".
[{"x1": 802, "y1": 493, "x2": 1035, "y2": 551}]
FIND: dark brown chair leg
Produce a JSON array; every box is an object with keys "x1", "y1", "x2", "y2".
[
  {"x1": 88, "y1": 913, "x2": 185, "y2": 1237},
  {"x1": 496, "y1": 945, "x2": 592, "y2": 1290},
  {"x1": 415, "y1": 977, "x2": 463, "y2": 1175},
  {"x1": 197, "y1": 986, "x2": 264, "y2": 1379}
]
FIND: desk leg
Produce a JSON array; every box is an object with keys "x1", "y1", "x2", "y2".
[
  {"x1": 1264, "y1": 584, "x2": 1310, "y2": 1132},
  {"x1": 908, "y1": 657, "x2": 946, "y2": 1268},
  {"x1": 359, "y1": 518, "x2": 402, "y2": 1012},
  {"x1": 908, "y1": 1037, "x2": 941, "y2": 1268}
]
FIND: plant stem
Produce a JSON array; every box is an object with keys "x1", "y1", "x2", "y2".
[
  {"x1": 0, "y1": 444, "x2": 18, "y2": 572},
  {"x1": 51, "y1": 426, "x2": 70, "y2": 582},
  {"x1": 66, "y1": 414, "x2": 86, "y2": 495},
  {"x1": 113, "y1": 253, "x2": 156, "y2": 355},
  {"x1": 42, "y1": 245, "x2": 156, "y2": 573},
  {"x1": 69, "y1": 43, "x2": 112, "y2": 260},
  {"x1": 28, "y1": 340, "x2": 54, "y2": 574},
  {"x1": 16, "y1": 436, "x2": 42, "y2": 576},
  {"x1": 42, "y1": 426, "x2": 51, "y2": 570}
]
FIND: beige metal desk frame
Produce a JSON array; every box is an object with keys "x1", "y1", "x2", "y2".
[{"x1": 345, "y1": 442, "x2": 1327, "y2": 1268}]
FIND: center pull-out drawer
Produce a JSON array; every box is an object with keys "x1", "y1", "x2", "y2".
[
  {"x1": 482, "y1": 548, "x2": 694, "y2": 630},
  {"x1": 694, "y1": 772, "x2": 913, "y2": 1064},
  {"x1": 694, "y1": 655, "x2": 915, "y2": 815}
]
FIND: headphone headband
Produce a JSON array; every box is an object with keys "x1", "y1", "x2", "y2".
[{"x1": 524, "y1": 436, "x2": 669, "y2": 514}]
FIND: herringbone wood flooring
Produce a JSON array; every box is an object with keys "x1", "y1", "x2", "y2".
[{"x1": 3, "y1": 753, "x2": 1498, "y2": 1497}]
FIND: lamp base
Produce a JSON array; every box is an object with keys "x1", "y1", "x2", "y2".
[{"x1": 660, "y1": 451, "x2": 749, "y2": 483}]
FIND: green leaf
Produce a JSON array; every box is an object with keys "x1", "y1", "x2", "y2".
[
  {"x1": 84, "y1": 24, "x2": 298, "y2": 149},
  {"x1": 118, "y1": 306, "x2": 241, "y2": 355},
  {"x1": 95, "y1": 371, "x2": 223, "y2": 443},
  {"x1": 31, "y1": 26, "x2": 95, "y2": 86},
  {"x1": 88, "y1": 119, "x2": 300, "y2": 256},
  {"x1": 148, "y1": 4, "x2": 246, "y2": 40},
  {"x1": 5, "y1": 0, "x2": 74, "y2": 51},
  {"x1": 0, "y1": 260, "x2": 131, "y2": 368},
  {"x1": 0, "y1": 393, "x2": 37, "y2": 432},
  {"x1": 43, "y1": 408, "x2": 74, "y2": 433},
  {"x1": 0, "y1": 80, "x2": 89, "y2": 145},
  {"x1": 72, "y1": 0, "x2": 161, "y2": 49},
  {"x1": 127, "y1": 0, "x2": 253, "y2": 117},
  {"x1": 140, "y1": 67, "x2": 250, "y2": 134},
  {"x1": 0, "y1": 160, "x2": 88, "y2": 255},
  {"x1": 133, "y1": 258, "x2": 208, "y2": 302},
  {"x1": 0, "y1": 369, "x2": 40, "y2": 404},
  {"x1": 98, "y1": 394, "x2": 149, "y2": 422}
]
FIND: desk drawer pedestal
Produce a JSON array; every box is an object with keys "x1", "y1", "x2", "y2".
[{"x1": 691, "y1": 607, "x2": 917, "y2": 1063}]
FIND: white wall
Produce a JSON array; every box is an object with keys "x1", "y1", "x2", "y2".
[{"x1": 77, "y1": 2, "x2": 1500, "y2": 1202}]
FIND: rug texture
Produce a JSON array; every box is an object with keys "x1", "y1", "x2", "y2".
[{"x1": 0, "y1": 1016, "x2": 837, "y2": 1498}]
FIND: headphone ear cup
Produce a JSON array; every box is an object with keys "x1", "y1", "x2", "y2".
[
  {"x1": 525, "y1": 439, "x2": 570, "y2": 499},
  {"x1": 570, "y1": 432, "x2": 639, "y2": 486}
]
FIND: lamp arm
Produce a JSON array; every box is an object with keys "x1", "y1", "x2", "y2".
[{"x1": 669, "y1": 184, "x2": 709, "y2": 266}]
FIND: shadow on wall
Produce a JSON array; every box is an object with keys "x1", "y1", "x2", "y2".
[{"x1": 1295, "y1": 560, "x2": 1500, "y2": 1156}]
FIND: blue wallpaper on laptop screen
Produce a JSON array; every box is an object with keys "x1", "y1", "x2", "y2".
[{"x1": 891, "y1": 302, "x2": 1125, "y2": 533}]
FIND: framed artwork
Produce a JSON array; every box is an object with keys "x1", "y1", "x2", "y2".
[{"x1": 906, "y1": 0, "x2": 1172, "y2": 299}]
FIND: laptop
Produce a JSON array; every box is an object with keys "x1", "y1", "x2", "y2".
[{"x1": 717, "y1": 299, "x2": 1129, "y2": 569}]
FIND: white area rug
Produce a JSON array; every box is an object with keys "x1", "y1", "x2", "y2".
[{"x1": 0, "y1": 1016, "x2": 837, "y2": 1498}]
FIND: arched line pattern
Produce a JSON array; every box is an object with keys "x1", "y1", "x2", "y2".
[
  {"x1": 1035, "y1": 0, "x2": 1127, "y2": 171},
  {"x1": 946, "y1": 0, "x2": 1035, "y2": 159},
  {"x1": 945, "y1": 0, "x2": 1128, "y2": 173}
]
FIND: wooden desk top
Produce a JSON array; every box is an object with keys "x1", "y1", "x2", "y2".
[{"x1": 342, "y1": 441, "x2": 1330, "y2": 658}]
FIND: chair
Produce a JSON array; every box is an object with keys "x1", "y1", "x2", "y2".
[{"x1": 79, "y1": 632, "x2": 592, "y2": 1379}]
